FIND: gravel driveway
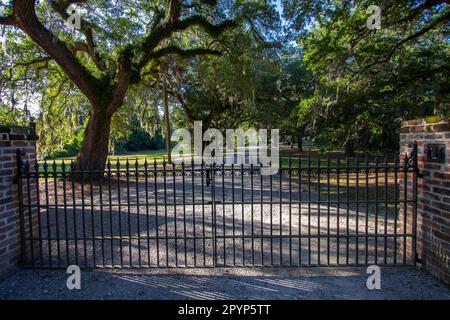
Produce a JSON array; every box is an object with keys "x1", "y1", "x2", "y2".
[
  {"x1": 9, "y1": 165, "x2": 442, "y2": 300},
  {"x1": 0, "y1": 267, "x2": 448, "y2": 300},
  {"x1": 22, "y1": 169, "x2": 413, "y2": 268}
]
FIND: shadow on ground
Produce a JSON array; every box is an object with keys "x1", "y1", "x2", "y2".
[{"x1": 0, "y1": 267, "x2": 448, "y2": 300}]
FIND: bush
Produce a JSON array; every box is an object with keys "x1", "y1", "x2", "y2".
[
  {"x1": 44, "y1": 126, "x2": 164, "y2": 159},
  {"x1": 114, "y1": 127, "x2": 163, "y2": 154},
  {"x1": 44, "y1": 133, "x2": 82, "y2": 160}
]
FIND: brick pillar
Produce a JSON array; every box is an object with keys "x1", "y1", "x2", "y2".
[
  {"x1": 0, "y1": 122, "x2": 38, "y2": 279},
  {"x1": 399, "y1": 116, "x2": 450, "y2": 285}
]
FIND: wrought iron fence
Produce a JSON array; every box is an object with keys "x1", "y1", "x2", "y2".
[{"x1": 16, "y1": 150, "x2": 418, "y2": 268}]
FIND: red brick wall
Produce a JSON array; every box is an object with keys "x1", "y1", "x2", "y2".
[
  {"x1": 0, "y1": 123, "x2": 38, "y2": 279},
  {"x1": 399, "y1": 116, "x2": 450, "y2": 285}
]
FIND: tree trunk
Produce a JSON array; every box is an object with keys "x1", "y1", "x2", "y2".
[
  {"x1": 343, "y1": 130, "x2": 355, "y2": 158},
  {"x1": 76, "y1": 109, "x2": 113, "y2": 169},
  {"x1": 297, "y1": 127, "x2": 304, "y2": 152},
  {"x1": 297, "y1": 134, "x2": 303, "y2": 151},
  {"x1": 295, "y1": 124, "x2": 306, "y2": 152},
  {"x1": 162, "y1": 78, "x2": 172, "y2": 163}
]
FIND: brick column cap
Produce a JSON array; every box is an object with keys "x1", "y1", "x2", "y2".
[
  {"x1": 402, "y1": 115, "x2": 450, "y2": 126},
  {"x1": 0, "y1": 121, "x2": 39, "y2": 141},
  {"x1": 400, "y1": 116, "x2": 450, "y2": 134}
]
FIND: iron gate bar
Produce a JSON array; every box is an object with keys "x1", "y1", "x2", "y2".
[
  {"x1": 71, "y1": 162, "x2": 79, "y2": 266},
  {"x1": 298, "y1": 155, "x2": 302, "y2": 265},
  {"x1": 393, "y1": 157, "x2": 399, "y2": 264},
  {"x1": 411, "y1": 143, "x2": 419, "y2": 265},
  {"x1": 324, "y1": 153, "x2": 326, "y2": 264},
  {"x1": 171, "y1": 162, "x2": 177, "y2": 266},
  {"x1": 192, "y1": 160, "x2": 197, "y2": 267},
  {"x1": 136, "y1": 162, "x2": 143, "y2": 267},
  {"x1": 355, "y1": 156, "x2": 359, "y2": 264},
  {"x1": 127, "y1": 161, "x2": 132, "y2": 267},
  {"x1": 375, "y1": 157, "x2": 379, "y2": 264},
  {"x1": 222, "y1": 164, "x2": 226, "y2": 266},
  {"x1": 384, "y1": 156, "x2": 388, "y2": 264},
  {"x1": 317, "y1": 157, "x2": 321, "y2": 265},
  {"x1": 211, "y1": 164, "x2": 216, "y2": 267},
  {"x1": 346, "y1": 157, "x2": 350, "y2": 264},
  {"x1": 153, "y1": 160, "x2": 160, "y2": 267},
  {"x1": 269, "y1": 166, "x2": 273, "y2": 265},
  {"x1": 326, "y1": 154, "x2": 331, "y2": 264},
  {"x1": 144, "y1": 160, "x2": 149, "y2": 266},
  {"x1": 15, "y1": 150, "x2": 27, "y2": 265},
  {"x1": 260, "y1": 163, "x2": 264, "y2": 265},
  {"x1": 201, "y1": 161, "x2": 206, "y2": 265},
  {"x1": 365, "y1": 156, "x2": 369, "y2": 264},
  {"x1": 107, "y1": 162, "x2": 113, "y2": 266},
  {"x1": 241, "y1": 164, "x2": 245, "y2": 266},
  {"x1": 288, "y1": 158, "x2": 292, "y2": 266},
  {"x1": 62, "y1": 162, "x2": 69, "y2": 266},
  {"x1": 23, "y1": 234, "x2": 415, "y2": 241},
  {"x1": 116, "y1": 161, "x2": 123, "y2": 266},
  {"x1": 89, "y1": 161, "x2": 96, "y2": 267},
  {"x1": 32, "y1": 199, "x2": 418, "y2": 207},
  {"x1": 278, "y1": 161, "x2": 282, "y2": 266},
  {"x1": 34, "y1": 161, "x2": 44, "y2": 266},
  {"x1": 403, "y1": 155, "x2": 408, "y2": 264},
  {"x1": 25, "y1": 161, "x2": 35, "y2": 264},
  {"x1": 162, "y1": 160, "x2": 168, "y2": 266},
  {"x1": 232, "y1": 163, "x2": 236, "y2": 265},
  {"x1": 16, "y1": 149, "x2": 419, "y2": 269}
]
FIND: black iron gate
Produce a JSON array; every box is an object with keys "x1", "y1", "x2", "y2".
[{"x1": 16, "y1": 146, "x2": 419, "y2": 269}]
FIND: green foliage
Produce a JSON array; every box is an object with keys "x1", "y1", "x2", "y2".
[
  {"x1": 44, "y1": 129, "x2": 84, "y2": 159},
  {"x1": 295, "y1": 0, "x2": 450, "y2": 154},
  {"x1": 2, "y1": 0, "x2": 448, "y2": 158},
  {"x1": 0, "y1": 104, "x2": 28, "y2": 126},
  {"x1": 114, "y1": 126, "x2": 163, "y2": 154},
  {"x1": 36, "y1": 85, "x2": 90, "y2": 159}
]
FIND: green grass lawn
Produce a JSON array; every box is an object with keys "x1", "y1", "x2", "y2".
[
  {"x1": 44, "y1": 149, "x2": 167, "y2": 164},
  {"x1": 34, "y1": 149, "x2": 397, "y2": 193},
  {"x1": 36, "y1": 149, "x2": 167, "y2": 173},
  {"x1": 37, "y1": 148, "x2": 393, "y2": 173}
]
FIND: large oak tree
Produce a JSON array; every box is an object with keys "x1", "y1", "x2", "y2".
[{"x1": 0, "y1": 0, "x2": 236, "y2": 167}]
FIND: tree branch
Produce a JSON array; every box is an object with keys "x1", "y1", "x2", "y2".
[
  {"x1": 176, "y1": 15, "x2": 236, "y2": 37},
  {"x1": 354, "y1": 9, "x2": 450, "y2": 77},
  {"x1": 395, "y1": 0, "x2": 449, "y2": 25},
  {"x1": 70, "y1": 41, "x2": 89, "y2": 53},
  {"x1": 138, "y1": 15, "x2": 236, "y2": 69},
  {"x1": 147, "y1": 46, "x2": 221, "y2": 60},
  {"x1": 51, "y1": 0, "x2": 106, "y2": 71},
  {"x1": 70, "y1": 38, "x2": 106, "y2": 71},
  {"x1": 13, "y1": 56, "x2": 51, "y2": 68},
  {"x1": 0, "y1": 15, "x2": 16, "y2": 26},
  {"x1": 13, "y1": 0, "x2": 102, "y2": 104},
  {"x1": 166, "y1": 0, "x2": 181, "y2": 24}
]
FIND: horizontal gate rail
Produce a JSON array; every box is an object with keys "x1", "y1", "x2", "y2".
[{"x1": 16, "y1": 152, "x2": 418, "y2": 269}]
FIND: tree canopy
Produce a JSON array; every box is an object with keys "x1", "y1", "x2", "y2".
[
  {"x1": 293, "y1": 0, "x2": 450, "y2": 154},
  {"x1": 1, "y1": 0, "x2": 449, "y2": 160}
]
